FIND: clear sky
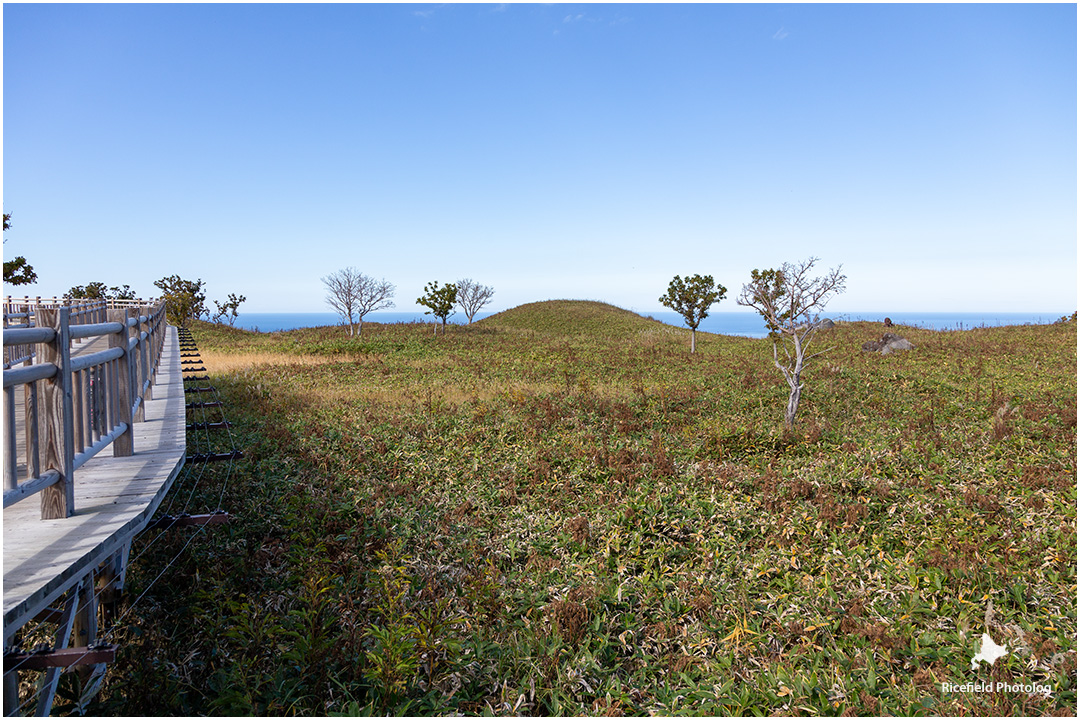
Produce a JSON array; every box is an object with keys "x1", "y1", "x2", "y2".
[{"x1": 4, "y1": 3, "x2": 1076, "y2": 314}]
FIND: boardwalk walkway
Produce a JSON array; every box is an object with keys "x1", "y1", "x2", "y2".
[{"x1": 3, "y1": 325, "x2": 185, "y2": 638}]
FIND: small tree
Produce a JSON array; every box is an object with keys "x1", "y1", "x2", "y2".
[
  {"x1": 322, "y1": 268, "x2": 395, "y2": 336},
  {"x1": 212, "y1": 293, "x2": 247, "y2": 327},
  {"x1": 659, "y1": 274, "x2": 727, "y2": 353},
  {"x1": 67, "y1": 282, "x2": 136, "y2": 300},
  {"x1": 417, "y1": 281, "x2": 457, "y2": 335},
  {"x1": 455, "y1": 278, "x2": 495, "y2": 324},
  {"x1": 154, "y1": 275, "x2": 207, "y2": 327},
  {"x1": 736, "y1": 257, "x2": 846, "y2": 428},
  {"x1": 3, "y1": 213, "x2": 37, "y2": 287}
]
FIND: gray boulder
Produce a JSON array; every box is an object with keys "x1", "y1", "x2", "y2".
[
  {"x1": 862, "y1": 332, "x2": 915, "y2": 354},
  {"x1": 797, "y1": 318, "x2": 836, "y2": 332}
]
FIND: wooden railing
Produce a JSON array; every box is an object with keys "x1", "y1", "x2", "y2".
[
  {"x1": 3, "y1": 297, "x2": 158, "y2": 369},
  {"x1": 2, "y1": 300, "x2": 168, "y2": 517}
]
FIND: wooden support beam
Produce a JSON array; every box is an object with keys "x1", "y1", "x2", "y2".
[
  {"x1": 34, "y1": 579, "x2": 81, "y2": 716},
  {"x1": 4, "y1": 645, "x2": 118, "y2": 672}
]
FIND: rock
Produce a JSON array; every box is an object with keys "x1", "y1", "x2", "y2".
[
  {"x1": 861, "y1": 332, "x2": 915, "y2": 354},
  {"x1": 797, "y1": 318, "x2": 835, "y2": 332},
  {"x1": 881, "y1": 337, "x2": 914, "y2": 354}
]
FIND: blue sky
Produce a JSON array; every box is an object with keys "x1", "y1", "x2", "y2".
[{"x1": 4, "y1": 3, "x2": 1076, "y2": 314}]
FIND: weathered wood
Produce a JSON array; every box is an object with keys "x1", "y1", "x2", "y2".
[
  {"x1": 72, "y1": 577, "x2": 99, "y2": 686},
  {"x1": 4, "y1": 325, "x2": 184, "y2": 644},
  {"x1": 69, "y1": 347, "x2": 124, "y2": 374},
  {"x1": 2, "y1": 470, "x2": 61, "y2": 509},
  {"x1": 35, "y1": 579, "x2": 81, "y2": 717},
  {"x1": 2, "y1": 361, "x2": 57, "y2": 388},
  {"x1": 4, "y1": 644, "x2": 117, "y2": 672},
  {"x1": 4, "y1": 388, "x2": 15, "y2": 491},
  {"x1": 110, "y1": 309, "x2": 135, "y2": 457},
  {"x1": 140, "y1": 307, "x2": 153, "y2": 402},
  {"x1": 127, "y1": 309, "x2": 145, "y2": 423},
  {"x1": 26, "y1": 381, "x2": 40, "y2": 482},
  {"x1": 38, "y1": 309, "x2": 74, "y2": 520},
  {"x1": 73, "y1": 369, "x2": 86, "y2": 455},
  {"x1": 68, "y1": 321, "x2": 124, "y2": 340},
  {"x1": 2, "y1": 326, "x2": 56, "y2": 346}
]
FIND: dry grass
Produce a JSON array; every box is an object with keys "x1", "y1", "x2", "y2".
[{"x1": 200, "y1": 350, "x2": 352, "y2": 374}]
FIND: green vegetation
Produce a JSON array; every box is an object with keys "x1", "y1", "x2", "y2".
[
  {"x1": 417, "y1": 281, "x2": 459, "y2": 332},
  {"x1": 659, "y1": 274, "x2": 728, "y2": 354},
  {"x1": 66, "y1": 282, "x2": 137, "y2": 300},
  {"x1": 3, "y1": 212, "x2": 38, "y2": 287},
  {"x1": 97, "y1": 301, "x2": 1076, "y2": 715},
  {"x1": 154, "y1": 275, "x2": 208, "y2": 327}
]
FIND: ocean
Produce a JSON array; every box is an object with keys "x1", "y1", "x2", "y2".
[{"x1": 228, "y1": 310, "x2": 1066, "y2": 339}]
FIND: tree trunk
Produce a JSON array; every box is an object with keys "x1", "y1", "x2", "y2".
[
  {"x1": 691, "y1": 328, "x2": 696, "y2": 354},
  {"x1": 785, "y1": 379, "x2": 801, "y2": 427},
  {"x1": 784, "y1": 337, "x2": 805, "y2": 427}
]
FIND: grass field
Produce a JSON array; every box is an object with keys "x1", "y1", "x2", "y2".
[{"x1": 94, "y1": 301, "x2": 1076, "y2": 716}]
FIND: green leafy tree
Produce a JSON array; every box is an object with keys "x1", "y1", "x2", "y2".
[
  {"x1": 3, "y1": 213, "x2": 37, "y2": 287},
  {"x1": 736, "y1": 257, "x2": 846, "y2": 427},
  {"x1": 67, "y1": 282, "x2": 137, "y2": 300},
  {"x1": 659, "y1": 274, "x2": 727, "y2": 353},
  {"x1": 417, "y1": 281, "x2": 458, "y2": 335},
  {"x1": 153, "y1": 275, "x2": 208, "y2": 327},
  {"x1": 212, "y1": 293, "x2": 247, "y2": 327}
]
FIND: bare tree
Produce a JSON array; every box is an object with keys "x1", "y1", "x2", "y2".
[
  {"x1": 455, "y1": 278, "x2": 495, "y2": 324},
  {"x1": 322, "y1": 268, "x2": 395, "y2": 336},
  {"x1": 736, "y1": 257, "x2": 846, "y2": 427}
]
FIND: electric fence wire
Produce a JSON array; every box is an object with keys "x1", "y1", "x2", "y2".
[{"x1": 8, "y1": 330, "x2": 241, "y2": 715}]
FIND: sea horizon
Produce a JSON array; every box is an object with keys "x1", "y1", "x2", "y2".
[{"x1": 224, "y1": 310, "x2": 1069, "y2": 338}]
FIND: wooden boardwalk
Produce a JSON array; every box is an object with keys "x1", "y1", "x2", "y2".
[{"x1": 2, "y1": 325, "x2": 186, "y2": 639}]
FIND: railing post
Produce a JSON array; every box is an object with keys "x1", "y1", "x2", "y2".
[
  {"x1": 127, "y1": 308, "x2": 145, "y2": 423},
  {"x1": 109, "y1": 309, "x2": 134, "y2": 457},
  {"x1": 39, "y1": 307, "x2": 75, "y2": 519},
  {"x1": 140, "y1": 306, "x2": 153, "y2": 401}
]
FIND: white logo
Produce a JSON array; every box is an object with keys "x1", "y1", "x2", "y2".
[{"x1": 970, "y1": 633, "x2": 1009, "y2": 670}]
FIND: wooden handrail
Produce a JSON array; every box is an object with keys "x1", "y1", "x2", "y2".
[
  {"x1": 3, "y1": 298, "x2": 159, "y2": 369},
  {"x1": 2, "y1": 300, "x2": 169, "y2": 517}
]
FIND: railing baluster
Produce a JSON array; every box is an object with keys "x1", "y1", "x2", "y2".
[
  {"x1": 3, "y1": 298, "x2": 166, "y2": 512},
  {"x1": 73, "y1": 369, "x2": 85, "y2": 456},
  {"x1": 27, "y1": 381, "x2": 40, "y2": 480},
  {"x1": 4, "y1": 386, "x2": 16, "y2": 489}
]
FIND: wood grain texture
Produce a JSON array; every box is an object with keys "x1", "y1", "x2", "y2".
[{"x1": 3, "y1": 325, "x2": 185, "y2": 642}]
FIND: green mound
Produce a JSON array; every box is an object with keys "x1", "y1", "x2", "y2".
[{"x1": 477, "y1": 299, "x2": 683, "y2": 339}]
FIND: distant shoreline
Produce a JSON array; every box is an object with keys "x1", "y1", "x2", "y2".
[{"x1": 226, "y1": 310, "x2": 1068, "y2": 338}]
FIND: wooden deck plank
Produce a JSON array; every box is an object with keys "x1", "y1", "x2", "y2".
[{"x1": 3, "y1": 326, "x2": 186, "y2": 641}]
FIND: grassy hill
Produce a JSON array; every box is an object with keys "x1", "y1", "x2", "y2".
[
  {"x1": 94, "y1": 308, "x2": 1076, "y2": 716},
  {"x1": 478, "y1": 299, "x2": 685, "y2": 340}
]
